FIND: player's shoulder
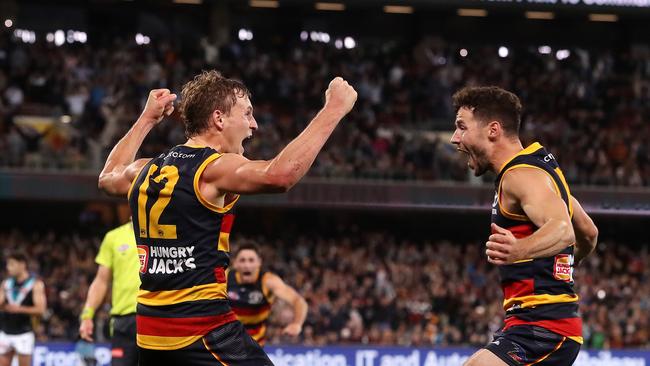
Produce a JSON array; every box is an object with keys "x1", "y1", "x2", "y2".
[{"x1": 501, "y1": 167, "x2": 553, "y2": 193}]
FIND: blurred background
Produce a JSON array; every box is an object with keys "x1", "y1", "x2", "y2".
[{"x1": 0, "y1": 0, "x2": 648, "y2": 365}]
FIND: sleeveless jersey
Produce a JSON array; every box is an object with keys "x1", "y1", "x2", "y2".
[
  {"x1": 227, "y1": 270, "x2": 274, "y2": 345},
  {"x1": 2, "y1": 275, "x2": 37, "y2": 334},
  {"x1": 128, "y1": 145, "x2": 239, "y2": 350},
  {"x1": 492, "y1": 142, "x2": 582, "y2": 344}
]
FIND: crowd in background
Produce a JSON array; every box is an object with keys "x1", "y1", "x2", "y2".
[
  {"x1": 1, "y1": 32, "x2": 650, "y2": 185},
  {"x1": 0, "y1": 226, "x2": 647, "y2": 349}
]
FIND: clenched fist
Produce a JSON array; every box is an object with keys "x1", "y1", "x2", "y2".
[
  {"x1": 324, "y1": 77, "x2": 357, "y2": 116},
  {"x1": 140, "y1": 89, "x2": 177, "y2": 124}
]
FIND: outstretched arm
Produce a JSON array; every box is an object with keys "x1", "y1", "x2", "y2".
[
  {"x1": 486, "y1": 168, "x2": 575, "y2": 265},
  {"x1": 202, "y1": 77, "x2": 357, "y2": 194},
  {"x1": 98, "y1": 89, "x2": 176, "y2": 196},
  {"x1": 570, "y1": 196, "x2": 598, "y2": 265},
  {"x1": 264, "y1": 273, "x2": 308, "y2": 337},
  {"x1": 79, "y1": 265, "x2": 112, "y2": 342}
]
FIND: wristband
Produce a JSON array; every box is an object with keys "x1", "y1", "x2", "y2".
[{"x1": 80, "y1": 307, "x2": 95, "y2": 320}]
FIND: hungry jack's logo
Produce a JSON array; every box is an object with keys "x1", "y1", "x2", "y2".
[
  {"x1": 554, "y1": 254, "x2": 574, "y2": 282},
  {"x1": 137, "y1": 245, "x2": 149, "y2": 274}
]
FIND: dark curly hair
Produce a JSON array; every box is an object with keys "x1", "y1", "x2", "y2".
[
  {"x1": 452, "y1": 86, "x2": 523, "y2": 137},
  {"x1": 179, "y1": 70, "x2": 251, "y2": 138}
]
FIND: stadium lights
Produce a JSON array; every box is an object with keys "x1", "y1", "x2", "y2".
[
  {"x1": 315, "y1": 2, "x2": 345, "y2": 11},
  {"x1": 498, "y1": 46, "x2": 509, "y2": 58},
  {"x1": 538, "y1": 45, "x2": 552, "y2": 54},
  {"x1": 525, "y1": 11, "x2": 554, "y2": 20},
  {"x1": 335, "y1": 39, "x2": 343, "y2": 49},
  {"x1": 238, "y1": 29, "x2": 254, "y2": 41},
  {"x1": 300, "y1": 31, "x2": 308, "y2": 41},
  {"x1": 383, "y1": 5, "x2": 413, "y2": 14},
  {"x1": 589, "y1": 13, "x2": 618, "y2": 22},
  {"x1": 457, "y1": 8, "x2": 487, "y2": 17},
  {"x1": 54, "y1": 30, "x2": 65, "y2": 46},
  {"x1": 343, "y1": 36, "x2": 356, "y2": 49},
  {"x1": 459, "y1": 48, "x2": 468, "y2": 57},
  {"x1": 13, "y1": 29, "x2": 36, "y2": 44},
  {"x1": 556, "y1": 49, "x2": 570, "y2": 60},
  {"x1": 249, "y1": 0, "x2": 279, "y2": 8},
  {"x1": 135, "y1": 33, "x2": 151, "y2": 45},
  {"x1": 4, "y1": 19, "x2": 12, "y2": 28}
]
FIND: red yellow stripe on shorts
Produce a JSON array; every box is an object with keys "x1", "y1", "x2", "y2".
[
  {"x1": 503, "y1": 293, "x2": 578, "y2": 312},
  {"x1": 138, "y1": 282, "x2": 227, "y2": 306},
  {"x1": 503, "y1": 317, "x2": 583, "y2": 344},
  {"x1": 137, "y1": 312, "x2": 237, "y2": 350}
]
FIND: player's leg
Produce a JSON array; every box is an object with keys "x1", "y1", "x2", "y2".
[
  {"x1": 13, "y1": 332, "x2": 35, "y2": 366},
  {"x1": 111, "y1": 315, "x2": 138, "y2": 366},
  {"x1": 202, "y1": 321, "x2": 275, "y2": 366},
  {"x1": 464, "y1": 349, "x2": 510, "y2": 366},
  {"x1": 0, "y1": 332, "x2": 12, "y2": 366}
]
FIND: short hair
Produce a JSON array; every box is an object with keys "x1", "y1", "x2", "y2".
[
  {"x1": 179, "y1": 70, "x2": 251, "y2": 138},
  {"x1": 6, "y1": 250, "x2": 28, "y2": 264},
  {"x1": 452, "y1": 86, "x2": 523, "y2": 136},
  {"x1": 233, "y1": 241, "x2": 262, "y2": 259}
]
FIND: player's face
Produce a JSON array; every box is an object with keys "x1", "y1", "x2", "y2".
[
  {"x1": 450, "y1": 107, "x2": 491, "y2": 176},
  {"x1": 222, "y1": 95, "x2": 257, "y2": 155},
  {"x1": 6, "y1": 259, "x2": 24, "y2": 277},
  {"x1": 233, "y1": 249, "x2": 262, "y2": 283}
]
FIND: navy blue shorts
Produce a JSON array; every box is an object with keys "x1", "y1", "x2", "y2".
[{"x1": 485, "y1": 325, "x2": 581, "y2": 366}]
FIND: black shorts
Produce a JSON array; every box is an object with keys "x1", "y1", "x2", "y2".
[
  {"x1": 111, "y1": 314, "x2": 138, "y2": 366},
  {"x1": 138, "y1": 321, "x2": 274, "y2": 366},
  {"x1": 485, "y1": 325, "x2": 581, "y2": 366}
]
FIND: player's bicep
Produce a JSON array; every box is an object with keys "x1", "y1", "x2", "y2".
[
  {"x1": 506, "y1": 169, "x2": 571, "y2": 229},
  {"x1": 203, "y1": 154, "x2": 289, "y2": 194}
]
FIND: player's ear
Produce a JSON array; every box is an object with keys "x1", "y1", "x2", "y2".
[
  {"x1": 487, "y1": 121, "x2": 500, "y2": 141},
  {"x1": 212, "y1": 110, "x2": 225, "y2": 131}
]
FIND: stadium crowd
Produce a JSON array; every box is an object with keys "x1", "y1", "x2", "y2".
[
  {"x1": 0, "y1": 34, "x2": 650, "y2": 185},
  {"x1": 0, "y1": 227, "x2": 647, "y2": 349}
]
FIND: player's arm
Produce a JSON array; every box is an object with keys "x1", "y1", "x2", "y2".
[
  {"x1": 4, "y1": 280, "x2": 47, "y2": 316},
  {"x1": 0, "y1": 280, "x2": 5, "y2": 305},
  {"x1": 98, "y1": 89, "x2": 176, "y2": 196},
  {"x1": 202, "y1": 77, "x2": 357, "y2": 194},
  {"x1": 486, "y1": 168, "x2": 575, "y2": 265},
  {"x1": 570, "y1": 196, "x2": 598, "y2": 265},
  {"x1": 79, "y1": 265, "x2": 112, "y2": 342},
  {"x1": 264, "y1": 273, "x2": 308, "y2": 337}
]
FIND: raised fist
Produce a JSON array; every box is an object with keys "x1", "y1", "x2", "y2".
[
  {"x1": 141, "y1": 89, "x2": 177, "y2": 124},
  {"x1": 325, "y1": 77, "x2": 358, "y2": 116}
]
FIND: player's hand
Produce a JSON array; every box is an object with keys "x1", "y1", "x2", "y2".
[
  {"x1": 282, "y1": 323, "x2": 303, "y2": 337},
  {"x1": 486, "y1": 223, "x2": 525, "y2": 265},
  {"x1": 324, "y1": 77, "x2": 357, "y2": 117},
  {"x1": 140, "y1": 89, "x2": 177, "y2": 124},
  {"x1": 79, "y1": 319, "x2": 94, "y2": 342}
]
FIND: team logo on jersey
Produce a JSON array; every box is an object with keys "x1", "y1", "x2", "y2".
[
  {"x1": 118, "y1": 244, "x2": 130, "y2": 253},
  {"x1": 248, "y1": 290, "x2": 264, "y2": 304},
  {"x1": 137, "y1": 246, "x2": 149, "y2": 274},
  {"x1": 553, "y1": 254, "x2": 574, "y2": 282},
  {"x1": 228, "y1": 291, "x2": 240, "y2": 301},
  {"x1": 492, "y1": 193, "x2": 498, "y2": 215}
]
